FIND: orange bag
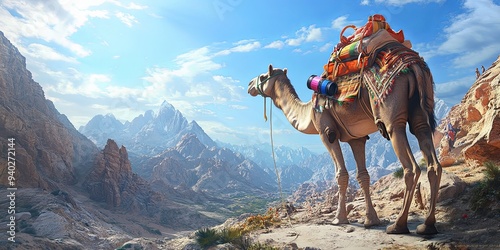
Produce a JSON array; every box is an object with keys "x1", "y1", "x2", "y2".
[{"x1": 323, "y1": 57, "x2": 369, "y2": 80}]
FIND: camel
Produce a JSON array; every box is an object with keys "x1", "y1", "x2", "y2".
[{"x1": 247, "y1": 63, "x2": 442, "y2": 235}]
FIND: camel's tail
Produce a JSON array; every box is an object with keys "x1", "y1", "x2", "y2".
[{"x1": 411, "y1": 62, "x2": 437, "y2": 132}]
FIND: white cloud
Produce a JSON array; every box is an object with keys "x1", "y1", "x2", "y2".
[
  {"x1": 231, "y1": 41, "x2": 261, "y2": 52},
  {"x1": 115, "y1": 11, "x2": 138, "y2": 27},
  {"x1": 319, "y1": 42, "x2": 334, "y2": 52},
  {"x1": 331, "y1": 16, "x2": 350, "y2": 30},
  {"x1": 110, "y1": 1, "x2": 148, "y2": 10},
  {"x1": 230, "y1": 105, "x2": 247, "y2": 110},
  {"x1": 361, "y1": 0, "x2": 370, "y2": 5},
  {"x1": 264, "y1": 40, "x2": 285, "y2": 49},
  {"x1": 435, "y1": 75, "x2": 475, "y2": 104},
  {"x1": 420, "y1": 0, "x2": 500, "y2": 68},
  {"x1": 286, "y1": 25, "x2": 322, "y2": 46},
  {"x1": 26, "y1": 43, "x2": 78, "y2": 63},
  {"x1": 0, "y1": 0, "x2": 147, "y2": 60},
  {"x1": 373, "y1": 0, "x2": 444, "y2": 6},
  {"x1": 215, "y1": 40, "x2": 261, "y2": 56}
]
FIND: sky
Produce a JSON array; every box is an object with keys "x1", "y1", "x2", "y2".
[{"x1": 1, "y1": 0, "x2": 500, "y2": 153}]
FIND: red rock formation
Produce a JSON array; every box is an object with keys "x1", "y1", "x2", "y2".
[{"x1": 437, "y1": 55, "x2": 500, "y2": 166}]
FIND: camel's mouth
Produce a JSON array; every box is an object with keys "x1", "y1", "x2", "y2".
[{"x1": 247, "y1": 76, "x2": 259, "y2": 97}]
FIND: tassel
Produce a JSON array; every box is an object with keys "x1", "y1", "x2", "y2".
[{"x1": 263, "y1": 97, "x2": 268, "y2": 122}]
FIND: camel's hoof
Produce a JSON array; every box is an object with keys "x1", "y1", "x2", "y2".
[
  {"x1": 332, "y1": 218, "x2": 350, "y2": 225},
  {"x1": 363, "y1": 217, "x2": 381, "y2": 228},
  {"x1": 386, "y1": 223, "x2": 410, "y2": 234},
  {"x1": 416, "y1": 223, "x2": 438, "y2": 235}
]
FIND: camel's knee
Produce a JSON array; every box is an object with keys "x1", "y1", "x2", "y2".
[
  {"x1": 427, "y1": 163, "x2": 442, "y2": 178},
  {"x1": 356, "y1": 170, "x2": 370, "y2": 185},
  {"x1": 336, "y1": 170, "x2": 349, "y2": 186},
  {"x1": 403, "y1": 169, "x2": 416, "y2": 188}
]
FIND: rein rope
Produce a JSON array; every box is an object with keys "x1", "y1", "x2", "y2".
[{"x1": 259, "y1": 71, "x2": 298, "y2": 242}]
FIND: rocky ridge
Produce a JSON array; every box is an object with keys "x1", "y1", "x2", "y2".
[
  {"x1": 0, "y1": 30, "x2": 223, "y2": 249},
  {"x1": 437, "y1": 55, "x2": 500, "y2": 166},
  {"x1": 79, "y1": 101, "x2": 216, "y2": 155},
  {"x1": 0, "y1": 31, "x2": 98, "y2": 190}
]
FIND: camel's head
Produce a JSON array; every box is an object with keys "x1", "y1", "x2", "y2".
[{"x1": 248, "y1": 64, "x2": 287, "y2": 98}]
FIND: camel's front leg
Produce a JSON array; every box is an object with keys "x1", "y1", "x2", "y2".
[
  {"x1": 319, "y1": 131, "x2": 349, "y2": 224},
  {"x1": 348, "y1": 137, "x2": 381, "y2": 228}
]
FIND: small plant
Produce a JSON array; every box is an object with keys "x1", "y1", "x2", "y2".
[
  {"x1": 195, "y1": 208, "x2": 282, "y2": 248},
  {"x1": 393, "y1": 167, "x2": 404, "y2": 179},
  {"x1": 195, "y1": 227, "x2": 219, "y2": 248},
  {"x1": 469, "y1": 162, "x2": 500, "y2": 212}
]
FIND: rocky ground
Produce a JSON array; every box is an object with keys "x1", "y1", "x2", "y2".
[
  {"x1": 155, "y1": 159, "x2": 499, "y2": 250},
  {"x1": 250, "y1": 162, "x2": 500, "y2": 249}
]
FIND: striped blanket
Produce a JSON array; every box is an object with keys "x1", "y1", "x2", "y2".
[
  {"x1": 363, "y1": 45, "x2": 426, "y2": 105},
  {"x1": 332, "y1": 73, "x2": 362, "y2": 103}
]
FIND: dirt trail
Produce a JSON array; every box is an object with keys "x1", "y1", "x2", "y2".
[{"x1": 253, "y1": 217, "x2": 458, "y2": 249}]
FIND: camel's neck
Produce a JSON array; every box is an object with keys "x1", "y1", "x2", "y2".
[{"x1": 271, "y1": 76, "x2": 317, "y2": 134}]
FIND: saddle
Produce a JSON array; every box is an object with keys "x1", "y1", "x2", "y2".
[
  {"x1": 317, "y1": 14, "x2": 424, "y2": 105},
  {"x1": 323, "y1": 14, "x2": 412, "y2": 80}
]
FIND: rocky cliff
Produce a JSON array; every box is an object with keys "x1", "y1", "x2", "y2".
[
  {"x1": 85, "y1": 139, "x2": 162, "y2": 212},
  {"x1": 0, "y1": 31, "x2": 97, "y2": 189},
  {"x1": 437, "y1": 55, "x2": 500, "y2": 166}
]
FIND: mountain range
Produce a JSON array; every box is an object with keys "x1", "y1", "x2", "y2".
[
  {"x1": 78, "y1": 101, "x2": 216, "y2": 155},
  {"x1": 78, "y1": 94, "x2": 450, "y2": 196}
]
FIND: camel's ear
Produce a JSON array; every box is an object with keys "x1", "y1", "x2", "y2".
[
  {"x1": 283, "y1": 68, "x2": 288, "y2": 75},
  {"x1": 268, "y1": 64, "x2": 273, "y2": 75}
]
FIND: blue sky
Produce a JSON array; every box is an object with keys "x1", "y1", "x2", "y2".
[{"x1": 1, "y1": 0, "x2": 500, "y2": 152}]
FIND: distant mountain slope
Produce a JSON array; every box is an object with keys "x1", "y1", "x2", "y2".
[
  {"x1": 145, "y1": 134, "x2": 276, "y2": 196},
  {"x1": 79, "y1": 100, "x2": 216, "y2": 155}
]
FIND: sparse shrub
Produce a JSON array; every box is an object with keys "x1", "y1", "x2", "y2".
[
  {"x1": 393, "y1": 167, "x2": 404, "y2": 179},
  {"x1": 195, "y1": 208, "x2": 282, "y2": 249},
  {"x1": 219, "y1": 227, "x2": 242, "y2": 244},
  {"x1": 246, "y1": 242, "x2": 281, "y2": 250},
  {"x1": 238, "y1": 207, "x2": 281, "y2": 235},
  {"x1": 195, "y1": 227, "x2": 219, "y2": 248},
  {"x1": 469, "y1": 162, "x2": 500, "y2": 212}
]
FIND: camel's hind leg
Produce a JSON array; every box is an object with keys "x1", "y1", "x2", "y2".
[
  {"x1": 385, "y1": 123, "x2": 422, "y2": 234},
  {"x1": 348, "y1": 137, "x2": 380, "y2": 227},
  {"x1": 409, "y1": 109, "x2": 442, "y2": 235},
  {"x1": 373, "y1": 76, "x2": 421, "y2": 234}
]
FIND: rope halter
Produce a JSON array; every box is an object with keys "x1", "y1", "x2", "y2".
[
  {"x1": 251, "y1": 70, "x2": 285, "y2": 121},
  {"x1": 253, "y1": 70, "x2": 285, "y2": 98}
]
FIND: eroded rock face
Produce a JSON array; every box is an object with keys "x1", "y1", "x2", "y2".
[
  {"x1": 0, "y1": 31, "x2": 98, "y2": 189},
  {"x1": 437, "y1": 55, "x2": 500, "y2": 166},
  {"x1": 85, "y1": 139, "x2": 161, "y2": 212}
]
